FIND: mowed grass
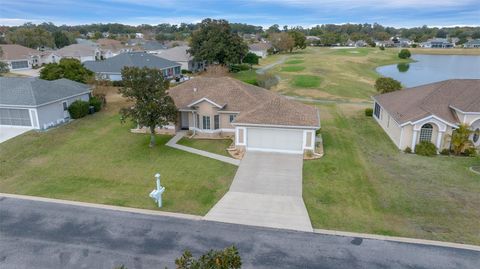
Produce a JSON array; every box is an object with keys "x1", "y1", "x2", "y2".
[
  {"x1": 178, "y1": 137, "x2": 232, "y2": 157},
  {"x1": 285, "y1": 59, "x2": 304, "y2": 64},
  {"x1": 271, "y1": 47, "x2": 411, "y2": 101},
  {"x1": 304, "y1": 104, "x2": 480, "y2": 244},
  {"x1": 291, "y1": 75, "x2": 322, "y2": 88},
  {"x1": 281, "y1": 65, "x2": 306, "y2": 72},
  {"x1": 231, "y1": 69, "x2": 258, "y2": 85},
  {"x1": 0, "y1": 97, "x2": 237, "y2": 215}
]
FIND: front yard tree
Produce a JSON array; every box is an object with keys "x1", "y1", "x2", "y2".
[
  {"x1": 189, "y1": 19, "x2": 248, "y2": 65},
  {"x1": 40, "y1": 58, "x2": 93, "y2": 83},
  {"x1": 0, "y1": 47, "x2": 9, "y2": 75},
  {"x1": 243, "y1": 52, "x2": 259, "y2": 68},
  {"x1": 119, "y1": 67, "x2": 178, "y2": 148},
  {"x1": 374, "y1": 77, "x2": 402, "y2": 93}
]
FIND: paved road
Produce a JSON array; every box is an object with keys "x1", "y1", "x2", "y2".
[
  {"x1": 205, "y1": 152, "x2": 312, "y2": 231},
  {"x1": 1, "y1": 197, "x2": 479, "y2": 269}
]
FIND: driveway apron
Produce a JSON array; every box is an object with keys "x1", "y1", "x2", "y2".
[{"x1": 204, "y1": 151, "x2": 312, "y2": 232}]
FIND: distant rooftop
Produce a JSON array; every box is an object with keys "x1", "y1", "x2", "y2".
[{"x1": 83, "y1": 52, "x2": 181, "y2": 73}]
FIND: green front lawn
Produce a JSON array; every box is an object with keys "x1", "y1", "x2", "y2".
[
  {"x1": 291, "y1": 75, "x2": 322, "y2": 88},
  {"x1": 231, "y1": 69, "x2": 258, "y2": 85},
  {"x1": 0, "y1": 101, "x2": 237, "y2": 215},
  {"x1": 281, "y1": 66, "x2": 306, "y2": 72},
  {"x1": 304, "y1": 104, "x2": 480, "y2": 245},
  {"x1": 177, "y1": 137, "x2": 233, "y2": 157}
]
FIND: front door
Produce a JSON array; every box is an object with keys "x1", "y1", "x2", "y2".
[{"x1": 181, "y1": 112, "x2": 189, "y2": 130}]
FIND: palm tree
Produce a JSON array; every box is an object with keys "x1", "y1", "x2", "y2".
[{"x1": 449, "y1": 124, "x2": 474, "y2": 155}]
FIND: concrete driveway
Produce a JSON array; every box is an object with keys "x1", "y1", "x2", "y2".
[
  {"x1": 205, "y1": 151, "x2": 312, "y2": 232},
  {"x1": 0, "y1": 126, "x2": 33, "y2": 143}
]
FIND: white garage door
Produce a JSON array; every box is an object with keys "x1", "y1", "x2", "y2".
[{"x1": 247, "y1": 127, "x2": 303, "y2": 153}]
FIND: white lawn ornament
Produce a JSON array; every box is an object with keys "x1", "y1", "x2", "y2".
[{"x1": 149, "y1": 173, "x2": 165, "y2": 207}]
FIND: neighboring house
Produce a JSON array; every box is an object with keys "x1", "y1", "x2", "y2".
[
  {"x1": 354, "y1": 40, "x2": 367, "y2": 47},
  {"x1": 248, "y1": 42, "x2": 272, "y2": 58},
  {"x1": 56, "y1": 44, "x2": 101, "y2": 62},
  {"x1": 142, "y1": 40, "x2": 167, "y2": 54},
  {"x1": 126, "y1": 38, "x2": 145, "y2": 47},
  {"x1": 0, "y1": 44, "x2": 43, "y2": 70},
  {"x1": 39, "y1": 51, "x2": 62, "y2": 65},
  {"x1": 464, "y1": 39, "x2": 480, "y2": 48},
  {"x1": 168, "y1": 76, "x2": 320, "y2": 154},
  {"x1": 155, "y1": 45, "x2": 205, "y2": 72},
  {"x1": 306, "y1": 36, "x2": 321, "y2": 46},
  {"x1": 375, "y1": 40, "x2": 395, "y2": 47},
  {"x1": 135, "y1": 33, "x2": 144, "y2": 39},
  {"x1": 391, "y1": 37, "x2": 413, "y2": 47},
  {"x1": 96, "y1": 38, "x2": 131, "y2": 58},
  {"x1": 372, "y1": 79, "x2": 480, "y2": 152},
  {"x1": 75, "y1": 38, "x2": 98, "y2": 47},
  {"x1": 420, "y1": 38, "x2": 453, "y2": 48},
  {"x1": 0, "y1": 77, "x2": 91, "y2": 130},
  {"x1": 84, "y1": 52, "x2": 181, "y2": 81}
]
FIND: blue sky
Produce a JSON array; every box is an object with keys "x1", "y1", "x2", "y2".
[{"x1": 1, "y1": 0, "x2": 479, "y2": 28}]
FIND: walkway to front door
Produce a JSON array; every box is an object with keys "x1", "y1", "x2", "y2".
[{"x1": 204, "y1": 151, "x2": 312, "y2": 232}]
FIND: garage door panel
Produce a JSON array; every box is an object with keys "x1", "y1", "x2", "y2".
[
  {"x1": 247, "y1": 127, "x2": 303, "y2": 152},
  {"x1": 0, "y1": 108, "x2": 32, "y2": 126}
]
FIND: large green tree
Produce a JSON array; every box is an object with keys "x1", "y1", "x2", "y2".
[
  {"x1": 40, "y1": 58, "x2": 93, "y2": 83},
  {"x1": 288, "y1": 30, "x2": 307, "y2": 52},
  {"x1": 243, "y1": 52, "x2": 259, "y2": 68},
  {"x1": 53, "y1": 31, "x2": 75, "y2": 48},
  {"x1": 189, "y1": 19, "x2": 248, "y2": 64},
  {"x1": 374, "y1": 77, "x2": 402, "y2": 93},
  {"x1": 268, "y1": 32, "x2": 295, "y2": 53},
  {"x1": 6, "y1": 27, "x2": 54, "y2": 49},
  {"x1": 119, "y1": 67, "x2": 178, "y2": 148}
]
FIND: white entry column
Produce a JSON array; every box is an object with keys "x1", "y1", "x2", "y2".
[
  {"x1": 436, "y1": 131, "x2": 444, "y2": 150},
  {"x1": 411, "y1": 130, "x2": 418, "y2": 150}
]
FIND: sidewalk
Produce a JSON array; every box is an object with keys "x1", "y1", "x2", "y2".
[{"x1": 166, "y1": 132, "x2": 240, "y2": 166}]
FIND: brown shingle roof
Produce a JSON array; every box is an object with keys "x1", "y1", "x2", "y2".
[
  {"x1": 0, "y1": 44, "x2": 41, "y2": 61},
  {"x1": 169, "y1": 76, "x2": 319, "y2": 128},
  {"x1": 248, "y1": 42, "x2": 272, "y2": 51},
  {"x1": 373, "y1": 79, "x2": 480, "y2": 125}
]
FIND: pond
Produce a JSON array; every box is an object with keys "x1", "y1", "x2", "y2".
[{"x1": 376, "y1": 54, "x2": 480, "y2": 87}]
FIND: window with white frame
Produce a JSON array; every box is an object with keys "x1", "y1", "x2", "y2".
[
  {"x1": 214, "y1": 115, "x2": 219, "y2": 130},
  {"x1": 374, "y1": 103, "x2": 381, "y2": 119},
  {"x1": 419, "y1": 123, "x2": 433, "y2": 142},
  {"x1": 229, "y1": 114, "x2": 236, "y2": 123},
  {"x1": 473, "y1": 128, "x2": 479, "y2": 143},
  {"x1": 202, "y1": 116, "x2": 211, "y2": 130}
]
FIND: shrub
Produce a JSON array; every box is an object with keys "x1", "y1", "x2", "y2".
[
  {"x1": 411, "y1": 44, "x2": 418, "y2": 48},
  {"x1": 463, "y1": 147, "x2": 477, "y2": 157},
  {"x1": 379, "y1": 46, "x2": 385, "y2": 51},
  {"x1": 256, "y1": 72, "x2": 278, "y2": 89},
  {"x1": 112, "y1": 80, "x2": 124, "y2": 87},
  {"x1": 404, "y1": 147, "x2": 412, "y2": 154},
  {"x1": 415, "y1": 141, "x2": 437, "y2": 156},
  {"x1": 365, "y1": 108, "x2": 373, "y2": 117},
  {"x1": 181, "y1": 69, "x2": 192, "y2": 74},
  {"x1": 229, "y1": 64, "x2": 250, "y2": 73},
  {"x1": 89, "y1": 96, "x2": 103, "y2": 112},
  {"x1": 175, "y1": 246, "x2": 241, "y2": 269},
  {"x1": 68, "y1": 100, "x2": 89, "y2": 119},
  {"x1": 440, "y1": 149, "x2": 451, "y2": 155},
  {"x1": 374, "y1": 77, "x2": 402, "y2": 93},
  {"x1": 398, "y1": 49, "x2": 411, "y2": 59}
]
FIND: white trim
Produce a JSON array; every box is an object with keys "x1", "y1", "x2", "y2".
[
  {"x1": 187, "y1": 97, "x2": 223, "y2": 109},
  {"x1": 0, "y1": 90, "x2": 92, "y2": 108},
  {"x1": 399, "y1": 128, "x2": 404, "y2": 149},
  {"x1": 411, "y1": 130, "x2": 418, "y2": 150},
  {"x1": 29, "y1": 109, "x2": 39, "y2": 129},
  {"x1": 232, "y1": 122, "x2": 319, "y2": 130},
  {"x1": 401, "y1": 114, "x2": 457, "y2": 129},
  {"x1": 449, "y1": 105, "x2": 480, "y2": 115},
  {"x1": 217, "y1": 111, "x2": 240, "y2": 114},
  {"x1": 246, "y1": 147, "x2": 303, "y2": 154},
  {"x1": 303, "y1": 130, "x2": 315, "y2": 150},
  {"x1": 235, "y1": 127, "x2": 247, "y2": 146},
  {"x1": 189, "y1": 127, "x2": 234, "y2": 134},
  {"x1": 436, "y1": 131, "x2": 444, "y2": 149}
]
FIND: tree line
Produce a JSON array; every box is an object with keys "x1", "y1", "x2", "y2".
[{"x1": 2, "y1": 21, "x2": 480, "y2": 49}]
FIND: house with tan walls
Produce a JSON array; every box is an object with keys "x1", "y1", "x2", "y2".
[
  {"x1": 372, "y1": 79, "x2": 480, "y2": 152},
  {"x1": 166, "y1": 76, "x2": 320, "y2": 154}
]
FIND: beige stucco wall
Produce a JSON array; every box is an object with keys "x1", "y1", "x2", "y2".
[
  {"x1": 374, "y1": 106, "x2": 402, "y2": 148},
  {"x1": 182, "y1": 101, "x2": 236, "y2": 132}
]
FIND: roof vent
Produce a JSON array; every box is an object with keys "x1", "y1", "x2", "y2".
[{"x1": 193, "y1": 87, "x2": 197, "y2": 92}]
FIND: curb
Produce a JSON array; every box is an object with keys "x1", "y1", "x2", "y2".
[
  {"x1": 313, "y1": 228, "x2": 480, "y2": 252},
  {"x1": 0, "y1": 193, "x2": 202, "y2": 221}
]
